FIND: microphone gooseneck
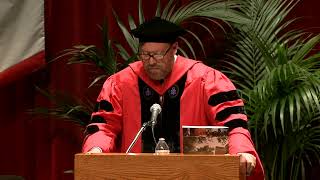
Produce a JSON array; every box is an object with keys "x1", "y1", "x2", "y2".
[
  {"x1": 126, "y1": 103, "x2": 162, "y2": 153},
  {"x1": 150, "y1": 103, "x2": 162, "y2": 144}
]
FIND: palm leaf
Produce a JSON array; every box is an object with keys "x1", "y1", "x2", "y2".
[
  {"x1": 88, "y1": 75, "x2": 107, "y2": 89},
  {"x1": 155, "y1": 0, "x2": 161, "y2": 17},
  {"x1": 184, "y1": 29, "x2": 206, "y2": 57},
  {"x1": 161, "y1": 0, "x2": 175, "y2": 19},
  {"x1": 187, "y1": 20, "x2": 216, "y2": 40},
  {"x1": 112, "y1": 10, "x2": 139, "y2": 53},
  {"x1": 31, "y1": 86, "x2": 93, "y2": 126},
  {"x1": 178, "y1": 36, "x2": 197, "y2": 59},
  {"x1": 224, "y1": 0, "x2": 320, "y2": 178},
  {"x1": 292, "y1": 35, "x2": 320, "y2": 64},
  {"x1": 128, "y1": 15, "x2": 137, "y2": 30},
  {"x1": 138, "y1": 0, "x2": 145, "y2": 24},
  {"x1": 114, "y1": 42, "x2": 131, "y2": 60}
]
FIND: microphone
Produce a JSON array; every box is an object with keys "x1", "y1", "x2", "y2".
[
  {"x1": 126, "y1": 103, "x2": 162, "y2": 153},
  {"x1": 150, "y1": 103, "x2": 162, "y2": 128}
]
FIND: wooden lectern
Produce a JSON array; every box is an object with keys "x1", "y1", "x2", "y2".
[{"x1": 75, "y1": 153, "x2": 245, "y2": 180}]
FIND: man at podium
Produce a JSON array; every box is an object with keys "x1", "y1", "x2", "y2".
[{"x1": 82, "y1": 17, "x2": 264, "y2": 179}]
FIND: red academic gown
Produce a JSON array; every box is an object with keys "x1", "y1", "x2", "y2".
[{"x1": 82, "y1": 56, "x2": 264, "y2": 179}]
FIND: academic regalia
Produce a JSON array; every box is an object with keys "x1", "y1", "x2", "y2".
[
  {"x1": 82, "y1": 17, "x2": 264, "y2": 179},
  {"x1": 82, "y1": 56, "x2": 264, "y2": 179}
]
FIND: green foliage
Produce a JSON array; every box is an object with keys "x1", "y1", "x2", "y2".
[
  {"x1": 41, "y1": 0, "x2": 247, "y2": 124},
  {"x1": 224, "y1": 0, "x2": 320, "y2": 179},
  {"x1": 35, "y1": 0, "x2": 320, "y2": 178},
  {"x1": 113, "y1": 0, "x2": 247, "y2": 60},
  {"x1": 53, "y1": 20, "x2": 117, "y2": 88},
  {"x1": 31, "y1": 86, "x2": 94, "y2": 126}
]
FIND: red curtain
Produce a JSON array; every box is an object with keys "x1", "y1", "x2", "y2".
[
  {"x1": 0, "y1": 0, "x2": 168, "y2": 179},
  {"x1": 0, "y1": 0, "x2": 319, "y2": 180}
]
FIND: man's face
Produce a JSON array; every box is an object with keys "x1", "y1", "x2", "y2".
[{"x1": 139, "y1": 42, "x2": 177, "y2": 80}]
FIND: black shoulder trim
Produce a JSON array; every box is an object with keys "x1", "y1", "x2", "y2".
[
  {"x1": 94, "y1": 100, "x2": 114, "y2": 112},
  {"x1": 216, "y1": 106, "x2": 245, "y2": 121},
  {"x1": 91, "y1": 115, "x2": 106, "y2": 123},
  {"x1": 85, "y1": 125, "x2": 99, "y2": 135},
  {"x1": 224, "y1": 119, "x2": 248, "y2": 131},
  {"x1": 208, "y1": 90, "x2": 240, "y2": 107}
]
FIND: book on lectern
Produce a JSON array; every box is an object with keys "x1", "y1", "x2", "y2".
[{"x1": 182, "y1": 126, "x2": 229, "y2": 154}]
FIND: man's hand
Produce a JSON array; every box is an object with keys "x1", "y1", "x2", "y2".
[
  {"x1": 238, "y1": 152, "x2": 256, "y2": 176},
  {"x1": 86, "y1": 147, "x2": 103, "y2": 154}
]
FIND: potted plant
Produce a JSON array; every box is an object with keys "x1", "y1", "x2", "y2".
[
  {"x1": 35, "y1": 0, "x2": 320, "y2": 179},
  {"x1": 223, "y1": 0, "x2": 320, "y2": 179},
  {"x1": 35, "y1": 0, "x2": 247, "y2": 126}
]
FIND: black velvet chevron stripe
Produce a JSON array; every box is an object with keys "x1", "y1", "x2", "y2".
[
  {"x1": 224, "y1": 119, "x2": 248, "y2": 131},
  {"x1": 216, "y1": 106, "x2": 245, "y2": 121},
  {"x1": 94, "y1": 100, "x2": 114, "y2": 112},
  {"x1": 85, "y1": 125, "x2": 99, "y2": 134},
  {"x1": 90, "y1": 115, "x2": 106, "y2": 123},
  {"x1": 208, "y1": 90, "x2": 240, "y2": 107}
]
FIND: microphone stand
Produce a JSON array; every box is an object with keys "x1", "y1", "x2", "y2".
[{"x1": 126, "y1": 120, "x2": 153, "y2": 153}]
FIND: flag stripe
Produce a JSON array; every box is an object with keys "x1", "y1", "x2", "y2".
[
  {"x1": 0, "y1": 0, "x2": 45, "y2": 85},
  {"x1": 0, "y1": 51, "x2": 45, "y2": 87}
]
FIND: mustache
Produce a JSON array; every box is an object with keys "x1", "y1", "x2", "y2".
[{"x1": 145, "y1": 65, "x2": 161, "y2": 69}]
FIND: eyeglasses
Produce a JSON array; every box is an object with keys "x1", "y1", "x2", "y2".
[{"x1": 138, "y1": 45, "x2": 171, "y2": 61}]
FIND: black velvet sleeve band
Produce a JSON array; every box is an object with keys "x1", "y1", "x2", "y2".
[
  {"x1": 208, "y1": 90, "x2": 240, "y2": 107},
  {"x1": 94, "y1": 100, "x2": 114, "y2": 112},
  {"x1": 85, "y1": 125, "x2": 99, "y2": 135},
  {"x1": 90, "y1": 115, "x2": 106, "y2": 123},
  {"x1": 224, "y1": 119, "x2": 248, "y2": 131},
  {"x1": 216, "y1": 106, "x2": 246, "y2": 121}
]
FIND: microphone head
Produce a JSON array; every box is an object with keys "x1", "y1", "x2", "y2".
[{"x1": 150, "y1": 103, "x2": 162, "y2": 114}]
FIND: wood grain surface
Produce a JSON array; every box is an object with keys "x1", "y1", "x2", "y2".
[{"x1": 75, "y1": 153, "x2": 245, "y2": 180}]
